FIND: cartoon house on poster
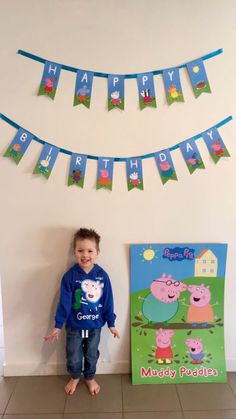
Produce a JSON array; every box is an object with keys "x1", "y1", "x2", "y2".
[
  {"x1": 194, "y1": 249, "x2": 218, "y2": 277},
  {"x1": 130, "y1": 243, "x2": 227, "y2": 385}
]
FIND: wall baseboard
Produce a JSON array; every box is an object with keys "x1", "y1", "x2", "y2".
[
  {"x1": 3, "y1": 360, "x2": 130, "y2": 376},
  {"x1": 3, "y1": 359, "x2": 236, "y2": 376}
]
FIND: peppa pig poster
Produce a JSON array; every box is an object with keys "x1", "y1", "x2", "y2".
[{"x1": 130, "y1": 243, "x2": 228, "y2": 384}]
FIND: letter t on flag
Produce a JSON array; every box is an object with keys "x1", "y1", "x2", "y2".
[{"x1": 96, "y1": 157, "x2": 114, "y2": 190}]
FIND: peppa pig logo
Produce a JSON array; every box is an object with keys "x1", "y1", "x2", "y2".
[{"x1": 162, "y1": 247, "x2": 195, "y2": 262}]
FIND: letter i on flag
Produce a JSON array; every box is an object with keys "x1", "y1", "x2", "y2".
[
  {"x1": 186, "y1": 59, "x2": 211, "y2": 98},
  {"x1": 126, "y1": 158, "x2": 144, "y2": 190},
  {"x1": 179, "y1": 139, "x2": 205, "y2": 174},
  {"x1": 96, "y1": 157, "x2": 114, "y2": 190},
  {"x1": 4, "y1": 128, "x2": 34, "y2": 164},
  {"x1": 33, "y1": 143, "x2": 59, "y2": 179},
  {"x1": 154, "y1": 150, "x2": 177, "y2": 184},
  {"x1": 137, "y1": 73, "x2": 157, "y2": 110},
  {"x1": 108, "y1": 75, "x2": 124, "y2": 110},
  {"x1": 162, "y1": 68, "x2": 184, "y2": 105},
  {"x1": 202, "y1": 127, "x2": 230, "y2": 163},
  {"x1": 38, "y1": 61, "x2": 61, "y2": 100},
  {"x1": 68, "y1": 153, "x2": 87, "y2": 187},
  {"x1": 74, "y1": 70, "x2": 94, "y2": 108}
]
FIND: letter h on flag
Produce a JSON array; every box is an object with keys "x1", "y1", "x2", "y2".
[
  {"x1": 38, "y1": 60, "x2": 61, "y2": 100},
  {"x1": 126, "y1": 158, "x2": 144, "y2": 190}
]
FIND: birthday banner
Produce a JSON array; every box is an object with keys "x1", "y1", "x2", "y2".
[
  {"x1": 130, "y1": 243, "x2": 228, "y2": 384},
  {"x1": 17, "y1": 49, "x2": 223, "y2": 110},
  {"x1": 0, "y1": 114, "x2": 232, "y2": 190}
]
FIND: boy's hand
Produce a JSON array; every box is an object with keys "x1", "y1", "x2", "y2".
[
  {"x1": 109, "y1": 327, "x2": 120, "y2": 339},
  {"x1": 43, "y1": 328, "x2": 61, "y2": 342}
]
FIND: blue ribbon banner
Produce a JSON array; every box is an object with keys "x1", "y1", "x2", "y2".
[
  {"x1": 0, "y1": 113, "x2": 232, "y2": 189},
  {"x1": 18, "y1": 48, "x2": 223, "y2": 109}
]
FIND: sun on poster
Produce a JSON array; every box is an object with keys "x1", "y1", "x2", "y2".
[{"x1": 130, "y1": 243, "x2": 227, "y2": 384}]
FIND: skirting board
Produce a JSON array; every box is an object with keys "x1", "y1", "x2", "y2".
[{"x1": 3, "y1": 360, "x2": 130, "y2": 376}]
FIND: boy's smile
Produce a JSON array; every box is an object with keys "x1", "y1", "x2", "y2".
[{"x1": 74, "y1": 239, "x2": 99, "y2": 273}]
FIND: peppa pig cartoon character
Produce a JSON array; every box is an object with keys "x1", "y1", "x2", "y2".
[
  {"x1": 80, "y1": 279, "x2": 104, "y2": 312},
  {"x1": 99, "y1": 169, "x2": 110, "y2": 186},
  {"x1": 142, "y1": 273, "x2": 187, "y2": 323},
  {"x1": 155, "y1": 328, "x2": 174, "y2": 364},
  {"x1": 44, "y1": 77, "x2": 55, "y2": 93},
  {"x1": 111, "y1": 91, "x2": 122, "y2": 106},
  {"x1": 211, "y1": 139, "x2": 224, "y2": 156},
  {"x1": 186, "y1": 284, "x2": 215, "y2": 327},
  {"x1": 185, "y1": 338, "x2": 205, "y2": 364},
  {"x1": 159, "y1": 161, "x2": 173, "y2": 177}
]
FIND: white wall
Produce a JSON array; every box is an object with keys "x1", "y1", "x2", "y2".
[{"x1": 0, "y1": 0, "x2": 235, "y2": 376}]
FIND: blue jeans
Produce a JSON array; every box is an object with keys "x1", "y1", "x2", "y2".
[{"x1": 66, "y1": 326, "x2": 101, "y2": 380}]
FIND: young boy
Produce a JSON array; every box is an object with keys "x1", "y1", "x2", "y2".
[{"x1": 44, "y1": 228, "x2": 119, "y2": 396}]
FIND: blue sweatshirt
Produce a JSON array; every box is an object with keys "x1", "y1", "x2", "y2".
[{"x1": 55, "y1": 263, "x2": 116, "y2": 330}]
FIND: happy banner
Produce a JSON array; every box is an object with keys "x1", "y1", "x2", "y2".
[
  {"x1": 18, "y1": 48, "x2": 223, "y2": 110},
  {"x1": 1, "y1": 113, "x2": 232, "y2": 191}
]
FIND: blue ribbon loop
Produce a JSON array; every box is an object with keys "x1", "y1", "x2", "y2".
[{"x1": 0, "y1": 113, "x2": 232, "y2": 162}]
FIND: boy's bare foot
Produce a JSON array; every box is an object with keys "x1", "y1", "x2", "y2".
[
  {"x1": 85, "y1": 378, "x2": 100, "y2": 396},
  {"x1": 65, "y1": 378, "x2": 80, "y2": 395}
]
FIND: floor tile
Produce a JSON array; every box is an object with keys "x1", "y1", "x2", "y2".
[
  {"x1": 5, "y1": 376, "x2": 67, "y2": 414},
  {"x1": 124, "y1": 413, "x2": 184, "y2": 419},
  {"x1": 64, "y1": 414, "x2": 122, "y2": 419},
  {"x1": 64, "y1": 375, "x2": 122, "y2": 413},
  {"x1": 0, "y1": 377, "x2": 18, "y2": 414},
  {"x1": 228, "y1": 372, "x2": 236, "y2": 396},
  {"x1": 177, "y1": 383, "x2": 236, "y2": 410},
  {"x1": 122, "y1": 374, "x2": 181, "y2": 412},
  {"x1": 184, "y1": 411, "x2": 236, "y2": 419},
  {"x1": 3, "y1": 415, "x2": 63, "y2": 419}
]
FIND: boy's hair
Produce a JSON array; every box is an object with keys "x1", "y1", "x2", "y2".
[{"x1": 73, "y1": 228, "x2": 101, "y2": 250}]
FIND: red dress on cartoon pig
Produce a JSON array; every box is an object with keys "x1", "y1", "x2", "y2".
[{"x1": 155, "y1": 346, "x2": 173, "y2": 359}]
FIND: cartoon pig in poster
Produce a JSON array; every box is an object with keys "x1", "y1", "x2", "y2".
[{"x1": 142, "y1": 273, "x2": 187, "y2": 323}]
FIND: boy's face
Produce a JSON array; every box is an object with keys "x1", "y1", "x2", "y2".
[{"x1": 74, "y1": 239, "x2": 99, "y2": 273}]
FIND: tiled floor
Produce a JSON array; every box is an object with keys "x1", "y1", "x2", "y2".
[{"x1": 1, "y1": 373, "x2": 236, "y2": 418}]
